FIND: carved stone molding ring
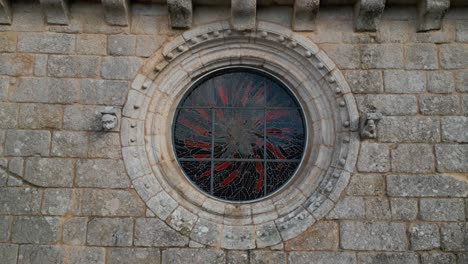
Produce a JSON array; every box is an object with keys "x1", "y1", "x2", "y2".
[{"x1": 121, "y1": 21, "x2": 360, "y2": 250}]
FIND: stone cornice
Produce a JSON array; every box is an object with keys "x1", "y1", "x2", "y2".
[{"x1": 0, "y1": 0, "x2": 465, "y2": 32}]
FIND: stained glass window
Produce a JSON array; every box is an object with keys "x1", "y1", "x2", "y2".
[{"x1": 173, "y1": 68, "x2": 306, "y2": 202}]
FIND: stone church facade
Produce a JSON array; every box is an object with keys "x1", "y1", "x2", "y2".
[{"x1": 0, "y1": 0, "x2": 467, "y2": 263}]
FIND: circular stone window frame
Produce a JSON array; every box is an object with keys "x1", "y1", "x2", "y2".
[
  {"x1": 172, "y1": 65, "x2": 309, "y2": 203},
  {"x1": 122, "y1": 21, "x2": 360, "y2": 250}
]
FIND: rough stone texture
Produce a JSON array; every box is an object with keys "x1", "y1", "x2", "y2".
[
  {"x1": 356, "y1": 95, "x2": 417, "y2": 116},
  {"x1": 387, "y1": 175, "x2": 468, "y2": 197},
  {"x1": 357, "y1": 143, "x2": 390, "y2": 173},
  {"x1": 18, "y1": 32, "x2": 75, "y2": 54},
  {"x1": 162, "y1": 248, "x2": 225, "y2": 263},
  {"x1": 384, "y1": 70, "x2": 426, "y2": 93},
  {"x1": 0, "y1": 103, "x2": 18, "y2": 128},
  {"x1": 390, "y1": 198, "x2": 418, "y2": 220},
  {"x1": 0, "y1": 32, "x2": 17, "y2": 52},
  {"x1": 463, "y1": 95, "x2": 468, "y2": 115},
  {"x1": 18, "y1": 104, "x2": 63, "y2": 129},
  {"x1": 64, "y1": 106, "x2": 121, "y2": 132},
  {"x1": 419, "y1": 95, "x2": 459, "y2": 115},
  {"x1": 428, "y1": 71, "x2": 454, "y2": 93},
  {"x1": 328, "y1": 197, "x2": 365, "y2": 219},
  {"x1": 361, "y1": 44, "x2": 403, "y2": 69},
  {"x1": 63, "y1": 217, "x2": 87, "y2": 245},
  {"x1": 77, "y1": 34, "x2": 107, "y2": 55},
  {"x1": 24, "y1": 158, "x2": 73, "y2": 187},
  {"x1": 0, "y1": 77, "x2": 8, "y2": 101},
  {"x1": 102, "y1": 0, "x2": 130, "y2": 26},
  {"x1": 12, "y1": 216, "x2": 60, "y2": 244},
  {"x1": 168, "y1": 0, "x2": 193, "y2": 29},
  {"x1": 135, "y1": 218, "x2": 188, "y2": 247},
  {"x1": 440, "y1": 223, "x2": 465, "y2": 251},
  {"x1": 87, "y1": 217, "x2": 133, "y2": 246},
  {"x1": 358, "y1": 253, "x2": 419, "y2": 264},
  {"x1": 69, "y1": 247, "x2": 105, "y2": 264},
  {"x1": 440, "y1": 44, "x2": 468, "y2": 69},
  {"x1": 0, "y1": 187, "x2": 41, "y2": 215},
  {"x1": 292, "y1": 0, "x2": 319, "y2": 31},
  {"x1": 340, "y1": 221, "x2": 407, "y2": 251},
  {"x1": 0, "y1": 216, "x2": 12, "y2": 241},
  {"x1": 41, "y1": 188, "x2": 72, "y2": 215},
  {"x1": 345, "y1": 70, "x2": 383, "y2": 93},
  {"x1": 456, "y1": 70, "x2": 468, "y2": 92},
  {"x1": 88, "y1": 133, "x2": 122, "y2": 159},
  {"x1": 442, "y1": 117, "x2": 468, "y2": 143},
  {"x1": 102, "y1": 57, "x2": 143, "y2": 80},
  {"x1": 322, "y1": 44, "x2": 360, "y2": 69},
  {"x1": 108, "y1": 35, "x2": 136, "y2": 56},
  {"x1": 285, "y1": 221, "x2": 338, "y2": 250},
  {"x1": 410, "y1": 223, "x2": 440, "y2": 250},
  {"x1": 81, "y1": 79, "x2": 129, "y2": 106},
  {"x1": 422, "y1": 253, "x2": 456, "y2": 264},
  {"x1": 436, "y1": 145, "x2": 468, "y2": 172},
  {"x1": 347, "y1": 174, "x2": 385, "y2": 196},
  {"x1": 136, "y1": 35, "x2": 166, "y2": 57},
  {"x1": 227, "y1": 251, "x2": 249, "y2": 264},
  {"x1": 364, "y1": 197, "x2": 391, "y2": 220},
  {"x1": 12, "y1": 77, "x2": 79, "y2": 104},
  {"x1": 251, "y1": 251, "x2": 287, "y2": 264},
  {"x1": 18, "y1": 245, "x2": 66, "y2": 264},
  {"x1": 231, "y1": 0, "x2": 256, "y2": 31},
  {"x1": 107, "y1": 248, "x2": 161, "y2": 264},
  {"x1": 420, "y1": 198, "x2": 465, "y2": 221},
  {"x1": 391, "y1": 144, "x2": 434, "y2": 173},
  {"x1": 76, "y1": 159, "x2": 130, "y2": 188},
  {"x1": 51, "y1": 131, "x2": 88, "y2": 157},
  {"x1": 0, "y1": 53, "x2": 34, "y2": 76},
  {"x1": 0, "y1": 244, "x2": 18, "y2": 264},
  {"x1": 48, "y1": 55, "x2": 100, "y2": 78},
  {"x1": 405, "y1": 43, "x2": 438, "y2": 69},
  {"x1": 289, "y1": 252, "x2": 356, "y2": 264},
  {"x1": 5, "y1": 130, "x2": 50, "y2": 157},
  {"x1": 378, "y1": 116, "x2": 440, "y2": 143},
  {"x1": 75, "y1": 189, "x2": 145, "y2": 216}
]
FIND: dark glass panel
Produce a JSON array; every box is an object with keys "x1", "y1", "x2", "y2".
[
  {"x1": 266, "y1": 162, "x2": 299, "y2": 194},
  {"x1": 212, "y1": 72, "x2": 265, "y2": 107},
  {"x1": 180, "y1": 161, "x2": 212, "y2": 193},
  {"x1": 214, "y1": 109, "x2": 264, "y2": 159},
  {"x1": 266, "y1": 81, "x2": 297, "y2": 107},
  {"x1": 174, "y1": 108, "x2": 212, "y2": 159},
  {"x1": 181, "y1": 79, "x2": 214, "y2": 107},
  {"x1": 213, "y1": 162, "x2": 265, "y2": 201},
  {"x1": 265, "y1": 109, "x2": 305, "y2": 160}
]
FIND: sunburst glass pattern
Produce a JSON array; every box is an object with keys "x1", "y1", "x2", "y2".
[{"x1": 173, "y1": 68, "x2": 306, "y2": 202}]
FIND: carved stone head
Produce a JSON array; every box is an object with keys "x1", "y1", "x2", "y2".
[
  {"x1": 101, "y1": 107, "x2": 118, "y2": 130},
  {"x1": 102, "y1": 114, "x2": 117, "y2": 130}
]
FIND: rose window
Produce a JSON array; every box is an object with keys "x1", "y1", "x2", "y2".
[{"x1": 173, "y1": 67, "x2": 306, "y2": 202}]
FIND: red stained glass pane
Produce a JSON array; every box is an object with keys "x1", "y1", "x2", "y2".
[{"x1": 173, "y1": 68, "x2": 306, "y2": 202}]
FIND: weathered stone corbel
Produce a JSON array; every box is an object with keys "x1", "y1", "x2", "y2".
[
  {"x1": 417, "y1": 0, "x2": 450, "y2": 32},
  {"x1": 168, "y1": 0, "x2": 192, "y2": 29},
  {"x1": 0, "y1": 0, "x2": 12, "y2": 25},
  {"x1": 354, "y1": 0, "x2": 386, "y2": 32},
  {"x1": 360, "y1": 111, "x2": 382, "y2": 139},
  {"x1": 39, "y1": 0, "x2": 70, "y2": 25},
  {"x1": 292, "y1": 0, "x2": 319, "y2": 31},
  {"x1": 102, "y1": 0, "x2": 130, "y2": 26},
  {"x1": 231, "y1": 0, "x2": 256, "y2": 31},
  {"x1": 101, "y1": 107, "x2": 118, "y2": 130}
]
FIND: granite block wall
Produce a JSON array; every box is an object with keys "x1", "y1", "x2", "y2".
[{"x1": 0, "y1": 1, "x2": 466, "y2": 263}]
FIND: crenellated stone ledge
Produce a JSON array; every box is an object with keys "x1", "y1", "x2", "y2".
[{"x1": 0, "y1": 0, "x2": 465, "y2": 32}]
